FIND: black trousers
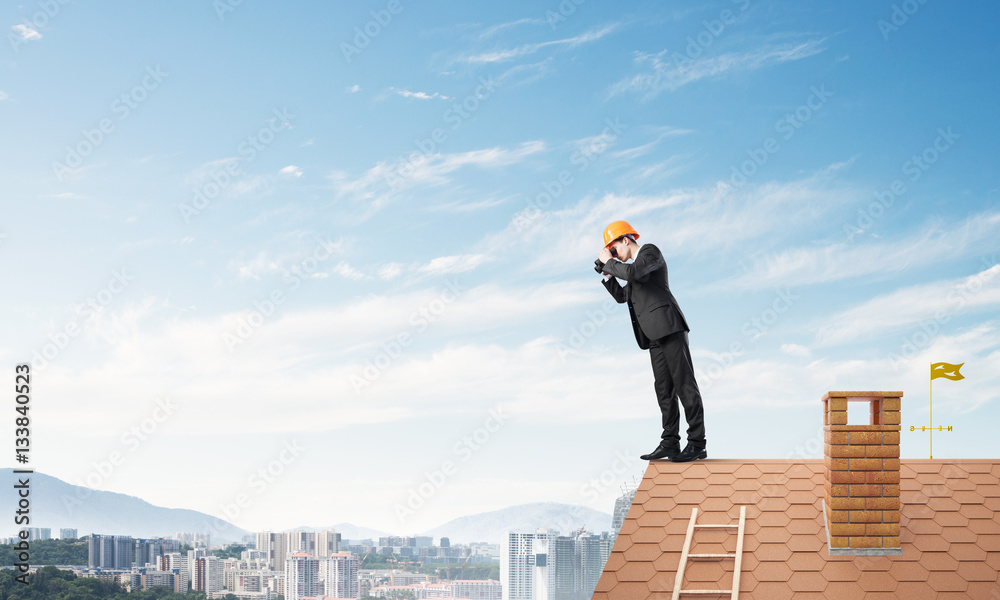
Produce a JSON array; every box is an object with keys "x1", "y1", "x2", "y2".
[{"x1": 649, "y1": 331, "x2": 706, "y2": 446}]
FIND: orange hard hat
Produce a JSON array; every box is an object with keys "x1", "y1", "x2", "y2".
[{"x1": 603, "y1": 220, "x2": 639, "y2": 248}]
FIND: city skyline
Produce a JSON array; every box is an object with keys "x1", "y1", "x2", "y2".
[{"x1": 2, "y1": 0, "x2": 998, "y2": 535}]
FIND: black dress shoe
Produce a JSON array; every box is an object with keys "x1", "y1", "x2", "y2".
[
  {"x1": 640, "y1": 444, "x2": 680, "y2": 461},
  {"x1": 671, "y1": 444, "x2": 707, "y2": 463}
]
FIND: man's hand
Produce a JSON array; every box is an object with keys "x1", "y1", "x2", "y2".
[{"x1": 598, "y1": 247, "x2": 613, "y2": 264}]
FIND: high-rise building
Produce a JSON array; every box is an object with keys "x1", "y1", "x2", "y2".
[
  {"x1": 135, "y1": 538, "x2": 165, "y2": 568},
  {"x1": 552, "y1": 535, "x2": 581, "y2": 599},
  {"x1": 194, "y1": 556, "x2": 223, "y2": 595},
  {"x1": 257, "y1": 531, "x2": 288, "y2": 572},
  {"x1": 187, "y1": 548, "x2": 206, "y2": 588},
  {"x1": 611, "y1": 487, "x2": 636, "y2": 536},
  {"x1": 159, "y1": 552, "x2": 189, "y2": 593},
  {"x1": 26, "y1": 528, "x2": 51, "y2": 541},
  {"x1": 316, "y1": 529, "x2": 341, "y2": 558},
  {"x1": 502, "y1": 529, "x2": 557, "y2": 600},
  {"x1": 579, "y1": 533, "x2": 608, "y2": 598},
  {"x1": 88, "y1": 534, "x2": 133, "y2": 570},
  {"x1": 285, "y1": 552, "x2": 321, "y2": 600},
  {"x1": 60, "y1": 528, "x2": 78, "y2": 540},
  {"x1": 288, "y1": 530, "x2": 316, "y2": 555},
  {"x1": 175, "y1": 532, "x2": 210, "y2": 547},
  {"x1": 322, "y1": 552, "x2": 359, "y2": 599}
]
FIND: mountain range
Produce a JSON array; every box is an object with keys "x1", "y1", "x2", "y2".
[{"x1": 1, "y1": 469, "x2": 613, "y2": 545}]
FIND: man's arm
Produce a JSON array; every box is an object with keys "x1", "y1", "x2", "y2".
[
  {"x1": 601, "y1": 274, "x2": 627, "y2": 303},
  {"x1": 601, "y1": 245, "x2": 663, "y2": 282}
]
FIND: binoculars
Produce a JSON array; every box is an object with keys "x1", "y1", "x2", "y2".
[{"x1": 594, "y1": 247, "x2": 618, "y2": 273}]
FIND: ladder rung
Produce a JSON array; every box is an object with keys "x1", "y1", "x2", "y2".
[
  {"x1": 689, "y1": 553, "x2": 735, "y2": 559},
  {"x1": 679, "y1": 590, "x2": 732, "y2": 595},
  {"x1": 694, "y1": 524, "x2": 737, "y2": 528}
]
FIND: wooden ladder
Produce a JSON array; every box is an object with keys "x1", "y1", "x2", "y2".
[{"x1": 670, "y1": 506, "x2": 747, "y2": 600}]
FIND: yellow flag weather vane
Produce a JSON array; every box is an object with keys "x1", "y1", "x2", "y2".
[{"x1": 910, "y1": 362, "x2": 964, "y2": 458}]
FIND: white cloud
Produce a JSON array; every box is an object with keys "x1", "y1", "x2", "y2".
[
  {"x1": 488, "y1": 165, "x2": 855, "y2": 278},
  {"x1": 610, "y1": 39, "x2": 826, "y2": 100},
  {"x1": 378, "y1": 263, "x2": 404, "y2": 280},
  {"x1": 781, "y1": 343, "x2": 811, "y2": 357},
  {"x1": 330, "y1": 141, "x2": 546, "y2": 214},
  {"x1": 333, "y1": 262, "x2": 366, "y2": 280},
  {"x1": 385, "y1": 87, "x2": 451, "y2": 101},
  {"x1": 813, "y1": 264, "x2": 1000, "y2": 347},
  {"x1": 419, "y1": 254, "x2": 489, "y2": 275},
  {"x1": 347, "y1": 85, "x2": 361, "y2": 93},
  {"x1": 279, "y1": 165, "x2": 303, "y2": 178},
  {"x1": 707, "y1": 211, "x2": 1000, "y2": 293},
  {"x1": 12, "y1": 24, "x2": 41, "y2": 41},
  {"x1": 462, "y1": 23, "x2": 619, "y2": 64},
  {"x1": 0, "y1": 91, "x2": 8, "y2": 101},
  {"x1": 477, "y1": 17, "x2": 546, "y2": 40}
]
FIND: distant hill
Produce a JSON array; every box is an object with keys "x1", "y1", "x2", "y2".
[
  {"x1": 0, "y1": 469, "x2": 250, "y2": 544},
  {"x1": 421, "y1": 502, "x2": 614, "y2": 545},
  {"x1": 0, "y1": 471, "x2": 613, "y2": 547}
]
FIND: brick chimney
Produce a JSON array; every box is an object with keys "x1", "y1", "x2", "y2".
[{"x1": 822, "y1": 390, "x2": 903, "y2": 555}]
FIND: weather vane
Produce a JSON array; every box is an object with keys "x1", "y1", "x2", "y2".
[{"x1": 909, "y1": 362, "x2": 963, "y2": 458}]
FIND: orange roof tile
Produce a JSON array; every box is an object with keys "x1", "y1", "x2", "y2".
[{"x1": 592, "y1": 459, "x2": 1000, "y2": 599}]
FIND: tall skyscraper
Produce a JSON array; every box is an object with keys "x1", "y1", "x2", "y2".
[
  {"x1": 288, "y1": 530, "x2": 316, "y2": 555},
  {"x1": 285, "y1": 552, "x2": 321, "y2": 600},
  {"x1": 612, "y1": 486, "x2": 637, "y2": 536},
  {"x1": 88, "y1": 534, "x2": 133, "y2": 569},
  {"x1": 578, "y1": 533, "x2": 608, "y2": 598},
  {"x1": 187, "y1": 548, "x2": 207, "y2": 586},
  {"x1": 316, "y1": 529, "x2": 341, "y2": 558},
  {"x1": 502, "y1": 529, "x2": 557, "y2": 600},
  {"x1": 159, "y1": 552, "x2": 189, "y2": 593},
  {"x1": 60, "y1": 528, "x2": 78, "y2": 540},
  {"x1": 552, "y1": 535, "x2": 581, "y2": 599},
  {"x1": 257, "y1": 531, "x2": 288, "y2": 572},
  {"x1": 135, "y1": 538, "x2": 165, "y2": 568},
  {"x1": 26, "y1": 528, "x2": 51, "y2": 541},
  {"x1": 194, "y1": 556, "x2": 223, "y2": 595},
  {"x1": 322, "y1": 552, "x2": 359, "y2": 599}
]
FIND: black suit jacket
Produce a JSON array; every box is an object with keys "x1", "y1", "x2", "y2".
[{"x1": 601, "y1": 243, "x2": 689, "y2": 350}]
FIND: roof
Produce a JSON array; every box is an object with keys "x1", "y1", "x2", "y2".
[{"x1": 593, "y1": 459, "x2": 1000, "y2": 599}]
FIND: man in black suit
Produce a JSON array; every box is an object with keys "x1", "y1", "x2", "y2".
[{"x1": 596, "y1": 221, "x2": 707, "y2": 462}]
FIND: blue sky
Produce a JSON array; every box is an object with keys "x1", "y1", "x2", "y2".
[{"x1": 2, "y1": 0, "x2": 998, "y2": 536}]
